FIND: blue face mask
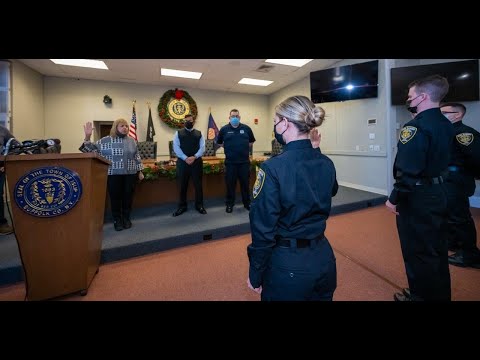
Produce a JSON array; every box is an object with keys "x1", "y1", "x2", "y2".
[{"x1": 230, "y1": 117, "x2": 240, "y2": 127}]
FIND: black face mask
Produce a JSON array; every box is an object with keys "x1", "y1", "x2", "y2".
[
  {"x1": 274, "y1": 119, "x2": 287, "y2": 146},
  {"x1": 405, "y1": 94, "x2": 424, "y2": 114},
  {"x1": 185, "y1": 121, "x2": 193, "y2": 130}
]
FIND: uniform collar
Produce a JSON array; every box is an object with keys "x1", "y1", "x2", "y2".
[
  {"x1": 229, "y1": 122, "x2": 241, "y2": 128},
  {"x1": 284, "y1": 139, "x2": 312, "y2": 151},
  {"x1": 415, "y1": 107, "x2": 442, "y2": 120},
  {"x1": 453, "y1": 121, "x2": 463, "y2": 128}
]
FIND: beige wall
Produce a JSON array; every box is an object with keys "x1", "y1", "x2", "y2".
[
  {"x1": 43, "y1": 77, "x2": 271, "y2": 157},
  {"x1": 10, "y1": 60, "x2": 44, "y2": 140}
]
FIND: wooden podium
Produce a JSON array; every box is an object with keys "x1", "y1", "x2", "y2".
[{"x1": 3, "y1": 153, "x2": 110, "y2": 301}]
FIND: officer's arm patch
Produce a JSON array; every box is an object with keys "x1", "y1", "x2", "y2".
[
  {"x1": 399, "y1": 126, "x2": 417, "y2": 144},
  {"x1": 252, "y1": 168, "x2": 266, "y2": 199},
  {"x1": 456, "y1": 133, "x2": 474, "y2": 146}
]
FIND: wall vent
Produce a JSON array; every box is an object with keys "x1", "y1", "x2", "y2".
[{"x1": 255, "y1": 64, "x2": 275, "y2": 73}]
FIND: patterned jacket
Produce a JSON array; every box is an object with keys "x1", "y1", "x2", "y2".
[{"x1": 80, "y1": 136, "x2": 143, "y2": 176}]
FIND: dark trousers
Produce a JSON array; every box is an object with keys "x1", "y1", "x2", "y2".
[
  {"x1": 445, "y1": 174, "x2": 478, "y2": 260},
  {"x1": 225, "y1": 162, "x2": 250, "y2": 207},
  {"x1": 396, "y1": 184, "x2": 451, "y2": 301},
  {"x1": 0, "y1": 171, "x2": 7, "y2": 224},
  {"x1": 176, "y1": 158, "x2": 203, "y2": 209},
  {"x1": 107, "y1": 174, "x2": 137, "y2": 222},
  {"x1": 261, "y1": 237, "x2": 337, "y2": 301}
]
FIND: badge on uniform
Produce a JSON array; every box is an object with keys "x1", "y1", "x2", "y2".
[
  {"x1": 240, "y1": 130, "x2": 245, "y2": 134},
  {"x1": 399, "y1": 126, "x2": 417, "y2": 144},
  {"x1": 456, "y1": 132, "x2": 473, "y2": 146},
  {"x1": 252, "y1": 169, "x2": 266, "y2": 199}
]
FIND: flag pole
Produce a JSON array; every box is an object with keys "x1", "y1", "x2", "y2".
[{"x1": 208, "y1": 106, "x2": 211, "y2": 114}]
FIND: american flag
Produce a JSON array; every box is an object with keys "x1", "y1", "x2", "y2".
[{"x1": 129, "y1": 102, "x2": 138, "y2": 141}]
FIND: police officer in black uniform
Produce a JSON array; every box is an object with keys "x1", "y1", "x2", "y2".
[
  {"x1": 440, "y1": 102, "x2": 480, "y2": 268},
  {"x1": 172, "y1": 114, "x2": 207, "y2": 216},
  {"x1": 216, "y1": 109, "x2": 255, "y2": 213},
  {"x1": 386, "y1": 75, "x2": 454, "y2": 302},
  {"x1": 247, "y1": 95, "x2": 338, "y2": 301}
]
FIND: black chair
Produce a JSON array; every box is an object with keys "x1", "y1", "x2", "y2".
[
  {"x1": 168, "y1": 140, "x2": 176, "y2": 159},
  {"x1": 204, "y1": 139, "x2": 216, "y2": 157},
  {"x1": 137, "y1": 141, "x2": 157, "y2": 160},
  {"x1": 271, "y1": 139, "x2": 283, "y2": 156}
]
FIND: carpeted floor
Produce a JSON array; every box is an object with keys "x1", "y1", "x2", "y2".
[{"x1": 0, "y1": 206, "x2": 478, "y2": 301}]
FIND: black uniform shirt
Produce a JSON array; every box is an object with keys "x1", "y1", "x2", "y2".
[
  {"x1": 216, "y1": 123, "x2": 255, "y2": 164},
  {"x1": 247, "y1": 139, "x2": 338, "y2": 288},
  {"x1": 389, "y1": 108, "x2": 455, "y2": 205},
  {"x1": 450, "y1": 121, "x2": 480, "y2": 175}
]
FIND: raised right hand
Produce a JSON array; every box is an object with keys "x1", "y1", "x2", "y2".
[{"x1": 84, "y1": 122, "x2": 94, "y2": 139}]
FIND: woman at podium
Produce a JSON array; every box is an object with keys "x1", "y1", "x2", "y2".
[{"x1": 80, "y1": 119, "x2": 144, "y2": 231}]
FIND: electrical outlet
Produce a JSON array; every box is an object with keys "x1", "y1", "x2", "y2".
[
  {"x1": 369, "y1": 145, "x2": 374, "y2": 151},
  {"x1": 374, "y1": 145, "x2": 380, "y2": 152},
  {"x1": 369, "y1": 133, "x2": 375, "y2": 140}
]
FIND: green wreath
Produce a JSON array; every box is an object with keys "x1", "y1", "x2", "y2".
[{"x1": 158, "y1": 88, "x2": 198, "y2": 130}]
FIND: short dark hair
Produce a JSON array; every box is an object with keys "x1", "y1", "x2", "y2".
[
  {"x1": 440, "y1": 102, "x2": 467, "y2": 116},
  {"x1": 184, "y1": 114, "x2": 193, "y2": 119},
  {"x1": 229, "y1": 109, "x2": 239, "y2": 116},
  {"x1": 408, "y1": 75, "x2": 449, "y2": 103}
]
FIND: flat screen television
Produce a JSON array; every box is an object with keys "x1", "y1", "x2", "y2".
[
  {"x1": 390, "y1": 59, "x2": 479, "y2": 105},
  {"x1": 310, "y1": 60, "x2": 379, "y2": 103}
]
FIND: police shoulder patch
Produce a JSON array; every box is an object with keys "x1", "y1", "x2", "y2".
[
  {"x1": 252, "y1": 168, "x2": 266, "y2": 199},
  {"x1": 456, "y1": 132, "x2": 474, "y2": 146},
  {"x1": 399, "y1": 126, "x2": 417, "y2": 144}
]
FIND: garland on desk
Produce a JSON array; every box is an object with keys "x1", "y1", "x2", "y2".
[
  {"x1": 158, "y1": 88, "x2": 198, "y2": 129},
  {"x1": 142, "y1": 159, "x2": 264, "y2": 181}
]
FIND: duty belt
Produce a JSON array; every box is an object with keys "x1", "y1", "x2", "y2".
[
  {"x1": 276, "y1": 235, "x2": 325, "y2": 248},
  {"x1": 415, "y1": 176, "x2": 444, "y2": 185}
]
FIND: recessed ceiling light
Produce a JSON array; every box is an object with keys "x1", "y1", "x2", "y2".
[
  {"x1": 238, "y1": 78, "x2": 273, "y2": 86},
  {"x1": 161, "y1": 68, "x2": 202, "y2": 79},
  {"x1": 50, "y1": 59, "x2": 108, "y2": 69},
  {"x1": 265, "y1": 59, "x2": 313, "y2": 67}
]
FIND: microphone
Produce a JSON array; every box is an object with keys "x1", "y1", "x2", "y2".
[
  {"x1": 2, "y1": 138, "x2": 22, "y2": 155},
  {"x1": 3, "y1": 138, "x2": 62, "y2": 155},
  {"x1": 43, "y1": 138, "x2": 61, "y2": 153}
]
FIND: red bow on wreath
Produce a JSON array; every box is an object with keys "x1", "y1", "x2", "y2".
[{"x1": 174, "y1": 89, "x2": 184, "y2": 100}]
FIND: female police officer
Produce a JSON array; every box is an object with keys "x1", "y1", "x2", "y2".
[{"x1": 247, "y1": 95, "x2": 338, "y2": 301}]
